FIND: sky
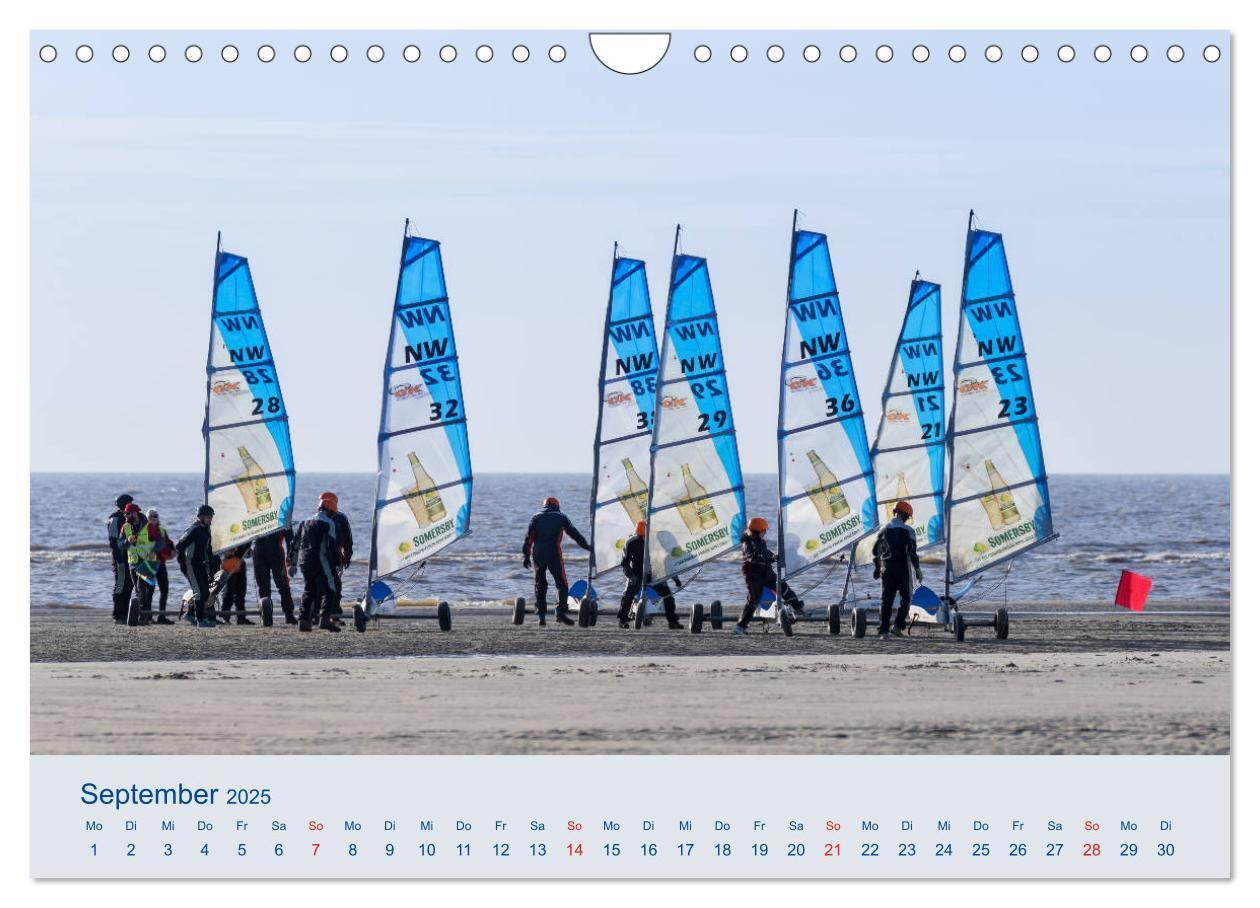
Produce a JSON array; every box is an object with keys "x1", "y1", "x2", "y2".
[{"x1": 30, "y1": 29, "x2": 1230, "y2": 475}]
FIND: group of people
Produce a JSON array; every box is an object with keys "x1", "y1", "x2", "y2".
[
  {"x1": 109, "y1": 489, "x2": 923, "y2": 640},
  {"x1": 106, "y1": 491, "x2": 356, "y2": 633},
  {"x1": 521, "y1": 496, "x2": 923, "y2": 640}
]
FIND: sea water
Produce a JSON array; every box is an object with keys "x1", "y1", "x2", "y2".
[{"x1": 28, "y1": 473, "x2": 1229, "y2": 610}]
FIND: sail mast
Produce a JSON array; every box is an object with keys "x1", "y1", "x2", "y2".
[
  {"x1": 584, "y1": 242, "x2": 620, "y2": 586},
  {"x1": 774, "y1": 210, "x2": 801, "y2": 600}
]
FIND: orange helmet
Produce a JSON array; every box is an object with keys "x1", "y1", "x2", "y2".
[
  {"x1": 543, "y1": 496, "x2": 560, "y2": 508},
  {"x1": 635, "y1": 520, "x2": 647, "y2": 538},
  {"x1": 221, "y1": 556, "x2": 243, "y2": 575},
  {"x1": 748, "y1": 517, "x2": 769, "y2": 533},
  {"x1": 319, "y1": 492, "x2": 339, "y2": 512},
  {"x1": 893, "y1": 500, "x2": 913, "y2": 518}
]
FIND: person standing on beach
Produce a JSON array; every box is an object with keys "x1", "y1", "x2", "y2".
[
  {"x1": 106, "y1": 494, "x2": 135, "y2": 624},
  {"x1": 617, "y1": 520, "x2": 683, "y2": 630},
  {"x1": 734, "y1": 517, "x2": 804, "y2": 635},
  {"x1": 119, "y1": 504, "x2": 161, "y2": 624},
  {"x1": 871, "y1": 500, "x2": 923, "y2": 640},
  {"x1": 253, "y1": 527, "x2": 297, "y2": 624},
  {"x1": 521, "y1": 496, "x2": 591, "y2": 626},
  {"x1": 324, "y1": 493, "x2": 353, "y2": 627},
  {"x1": 143, "y1": 509, "x2": 176, "y2": 624},
  {"x1": 292, "y1": 495, "x2": 342, "y2": 633},
  {"x1": 218, "y1": 543, "x2": 254, "y2": 625},
  {"x1": 176, "y1": 505, "x2": 217, "y2": 628}
]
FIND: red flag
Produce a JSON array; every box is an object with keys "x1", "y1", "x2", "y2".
[{"x1": 1115, "y1": 570, "x2": 1152, "y2": 612}]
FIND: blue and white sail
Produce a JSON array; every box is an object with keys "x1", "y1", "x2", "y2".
[
  {"x1": 777, "y1": 219, "x2": 876, "y2": 579},
  {"x1": 369, "y1": 221, "x2": 473, "y2": 587},
  {"x1": 645, "y1": 231, "x2": 746, "y2": 583},
  {"x1": 588, "y1": 247, "x2": 659, "y2": 579},
  {"x1": 945, "y1": 216, "x2": 1053, "y2": 582},
  {"x1": 855, "y1": 276, "x2": 946, "y2": 564},
  {"x1": 204, "y1": 236, "x2": 295, "y2": 553}
]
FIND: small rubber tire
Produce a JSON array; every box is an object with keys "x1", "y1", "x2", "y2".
[
  {"x1": 710, "y1": 601, "x2": 724, "y2": 630},
  {"x1": 689, "y1": 602, "x2": 704, "y2": 634},
  {"x1": 633, "y1": 605, "x2": 647, "y2": 630},
  {"x1": 577, "y1": 599, "x2": 590, "y2": 628},
  {"x1": 437, "y1": 601, "x2": 452, "y2": 632},
  {"x1": 994, "y1": 607, "x2": 1010, "y2": 640},
  {"x1": 260, "y1": 597, "x2": 274, "y2": 628},
  {"x1": 954, "y1": 614, "x2": 967, "y2": 642},
  {"x1": 512, "y1": 596, "x2": 526, "y2": 626},
  {"x1": 589, "y1": 600, "x2": 599, "y2": 626},
  {"x1": 780, "y1": 606, "x2": 795, "y2": 637},
  {"x1": 127, "y1": 598, "x2": 141, "y2": 627},
  {"x1": 828, "y1": 603, "x2": 842, "y2": 636},
  {"x1": 851, "y1": 608, "x2": 867, "y2": 639},
  {"x1": 353, "y1": 603, "x2": 368, "y2": 633}
]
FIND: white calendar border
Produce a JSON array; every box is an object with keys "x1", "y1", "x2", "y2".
[{"x1": 3, "y1": 0, "x2": 1252, "y2": 904}]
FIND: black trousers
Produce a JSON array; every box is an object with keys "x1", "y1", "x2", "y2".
[
  {"x1": 533, "y1": 558, "x2": 569, "y2": 613},
  {"x1": 619, "y1": 577, "x2": 677, "y2": 620},
  {"x1": 253, "y1": 548, "x2": 295, "y2": 614},
  {"x1": 112, "y1": 558, "x2": 133, "y2": 621},
  {"x1": 184, "y1": 566, "x2": 210, "y2": 622},
  {"x1": 879, "y1": 574, "x2": 913, "y2": 633},
  {"x1": 220, "y1": 570, "x2": 248, "y2": 616},
  {"x1": 131, "y1": 568, "x2": 155, "y2": 615},
  {"x1": 739, "y1": 566, "x2": 802, "y2": 627},
  {"x1": 300, "y1": 567, "x2": 336, "y2": 622},
  {"x1": 156, "y1": 561, "x2": 169, "y2": 612}
]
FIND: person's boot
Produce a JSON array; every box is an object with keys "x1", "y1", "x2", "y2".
[
  {"x1": 319, "y1": 615, "x2": 342, "y2": 633},
  {"x1": 156, "y1": 613, "x2": 174, "y2": 625},
  {"x1": 237, "y1": 614, "x2": 255, "y2": 626},
  {"x1": 283, "y1": 609, "x2": 298, "y2": 625},
  {"x1": 299, "y1": 610, "x2": 312, "y2": 632},
  {"x1": 556, "y1": 606, "x2": 575, "y2": 626}
]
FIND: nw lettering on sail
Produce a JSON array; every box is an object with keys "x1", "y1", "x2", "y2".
[
  {"x1": 977, "y1": 335, "x2": 1019, "y2": 357},
  {"x1": 615, "y1": 352, "x2": 655, "y2": 375},
  {"x1": 397, "y1": 304, "x2": 447, "y2": 329},
  {"x1": 610, "y1": 319, "x2": 653, "y2": 343},
  {"x1": 227, "y1": 344, "x2": 267, "y2": 363},
  {"x1": 789, "y1": 297, "x2": 839, "y2": 321},
  {"x1": 672, "y1": 322, "x2": 715, "y2": 341},
  {"x1": 404, "y1": 337, "x2": 450, "y2": 364},
  {"x1": 799, "y1": 332, "x2": 844, "y2": 358}
]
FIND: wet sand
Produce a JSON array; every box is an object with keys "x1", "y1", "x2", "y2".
[{"x1": 30, "y1": 604, "x2": 1229, "y2": 755}]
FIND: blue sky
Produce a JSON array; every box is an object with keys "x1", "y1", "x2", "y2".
[{"x1": 30, "y1": 30, "x2": 1229, "y2": 474}]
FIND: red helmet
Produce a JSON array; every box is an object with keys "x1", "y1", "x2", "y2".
[
  {"x1": 319, "y1": 492, "x2": 339, "y2": 513},
  {"x1": 123, "y1": 503, "x2": 141, "y2": 515},
  {"x1": 748, "y1": 517, "x2": 769, "y2": 533},
  {"x1": 893, "y1": 500, "x2": 913, "y2": 518},
  {"x1": 543, "y1": 496, "x2": 560, "y2": 508},
  {"x1": 635, "y1": 520, "x2": 647, "y2": 538}
]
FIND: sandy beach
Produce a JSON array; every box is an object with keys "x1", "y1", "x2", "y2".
[{"x1": 30, "y1": 603, "x2": 1229, "y2": 755}]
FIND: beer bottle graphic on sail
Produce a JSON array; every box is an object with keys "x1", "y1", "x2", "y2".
[
  {"x1": 883, "y1": 472, "x2": 911, "y2": 523},
  {"x1": 979, "y1": 458, "x2": 1021, "y2": 529},
  {"x1": 617, "y1": 458, "x2": 649, "y2": 525},
  {"x1": 805, "y1": 449, "x2": 850, "y2": 524},
  {"x1": 402, "y1": 452, "x2": 447, "y2": 526},
  {"x1": 233, "y1": 446, "x2": 273, "y2": 513},
  {"x1": 673, "y1": 463, "x2": 718, "y2": 533}
]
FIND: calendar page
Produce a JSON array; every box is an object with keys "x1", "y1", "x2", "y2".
[{"x1": 24, "y1": 14, "x2": 1233, "y2": 889}]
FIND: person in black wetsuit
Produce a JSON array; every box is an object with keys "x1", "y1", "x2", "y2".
[
  {"x1": 176, "y1": 505, "x2": 216, "y2": 628},
  {"x1": 617, "y1": 520, "x2": 683, "y2": 630},
  {"x1": 218, "y1": 543, "x2": 253, "y2": 625},
  {"x1": 871, "y1": 500, "x2": 923, "y2": 640},
  {"x1": 521, "y1": 496, "x2": 591, "y2": 626},
  {"x1": 253, "y1": 527, "x2": 297, "y2": 624},
  {"x1": 734, "y1": 517, "x2": 804, "y2": 635},
  {"x1": 106, "y1": 494, "x2": 135, "y2": 623},
  {"x1": 326, "y1": 493, "x2": 353, "y2": 624},
  {"x1": 292, "y1": 495, "x2": 342, "y2": 632}
]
